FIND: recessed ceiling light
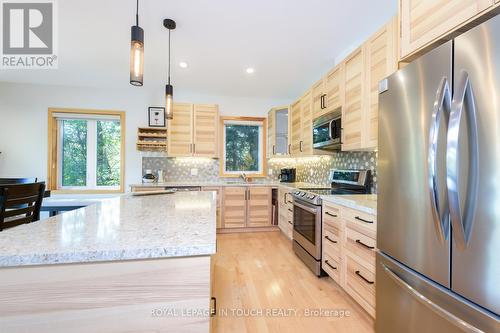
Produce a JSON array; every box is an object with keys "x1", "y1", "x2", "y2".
[
  {"x1": 246, "y1": 67, "x2": 255, "y2": 74},
  {"x1": 179, "y1": 62, "x2": 188, "y2": 68}
]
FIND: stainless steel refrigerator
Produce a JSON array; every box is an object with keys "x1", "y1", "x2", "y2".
[{"x1": 377, "y1": 14, "x2": 500, "y2": 333}]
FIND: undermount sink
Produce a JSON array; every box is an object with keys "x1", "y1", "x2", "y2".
[{"x1": 223, "y1": 180, "x2": 246, "y2": 184}]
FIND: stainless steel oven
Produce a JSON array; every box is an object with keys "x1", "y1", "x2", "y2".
[
  {"x1": 312, "y1": 108, "x2": 342, "y2": 150},
  {"x1": 292, "y1": 196, "x2": 323, "y2": 276},
  {"x1": 291, "y1": 169, "x2": 372, "y2": 277}
]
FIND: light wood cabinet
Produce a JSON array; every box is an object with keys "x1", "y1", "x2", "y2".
[
  {"x1": 290, "y1": 99, "x2": 302, "y2": 155},
  {"x1": 400, "y1": 0, "x2": 493, "y2": 60},
  {"x1": 193, "y1": 104, "x2": 219, "y2": 157},
  {"x1": 312, "y1": 64, "x2": 344, "y2": 121},
  {"x1": 322, "y1": 203, "x2": 343, "y2": 286},
  {"x1": 365, "y1": 17, "x2": 398, "y2": 149},
  {"x1": 247, "y1": 187, "x2": 272, "y2": 227},
  {"x1": 289, "y1": 90, "x2": 313, "y2": 157},
  {"x1": 267, "y1": 108, "x2": 275, "y2": 158},
  {"x1": 321, "y1": 200, "x2": 377, "y2": 317},
  {"x1": 267, "y1": 106, "x2": 290, "y2": 158},
  {"x1": 300, "y1": 90, "x2": 313, "y2": 155},
  {"x1": 222, "y1": 187, "x2": 247, "y2": 228},
  {"x1": 278, "y1": 187, "x2": 293, "y2": 239},
  {"x1": 324, "y1": 64, "x2": 344, "y2": 114},
  {"x1": 342, "y1": 46, "x2": 365, "y2": 151},
  {"x1": 167, "y1": 103, "x2": 219, "y2": 158},
  {"x1": 167, "y1": 103, "x2": 193, "y2": 157},
  {"x1": 202, "y1": 187, "x2": 222, "y2": 229},
  {"x1": 221, "y1": 186, "x2": 272, "y2": 229},
  {"x1": 312, "y1": 78, "x2": 326, "y2": 119},
  {"x1": 341, "y1": 17, "x2": 398, "y2": 151}
]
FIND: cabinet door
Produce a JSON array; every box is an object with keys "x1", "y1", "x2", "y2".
[
  {"x1": 202, "y1": 187, "x2": 221, "y2": 229},
  {"x1": 167, "y1": 103, "x2": 193, "y2": 157},
  {"x1": 267, "y1": 109, "x2": 276, "y2": 158},
  {"x1": 325, "y1": 64, "x2": 344, "y2": 113},
  {"x1": 247, "y1": 187, "x2": 272, "y2": 227},
  {"x1": 400, "y1": 0, "x2": 492, "y2": 59},
  {"x1": 342, "y1": 46, "x2": 365, "y2": 151},
  {"x1": 290, "y1": 99, "x2": 302, "y2": 155},
  {"x1": 300, "y1": 90, "x2": 313, "y2": 155},
  {"x1": 312, "y1": 78, "x2": 325, "y2": 119},
  {"x1": 274, "y1": 107, "x2": 290, "y2": 155},
  {"x1": 222, "y1": 187, "x2": 247, "y2": 228},
  {"x1": 365, "y1": 18, "x2": 398, "y2": 149},
  {"x1": 193, "y1": 104, "x2": 219, "y2": 157}
]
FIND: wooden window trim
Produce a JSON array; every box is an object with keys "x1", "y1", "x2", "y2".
[
  {"x1": 219, "y1": 116, "x2": 267, "y2": 178},
  {"x1": 47, "y1": 108, "x2": 126, "y2": 194}
]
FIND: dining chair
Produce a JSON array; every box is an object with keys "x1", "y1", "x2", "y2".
[
  {"x1": 0, "y1": 182, "x2": 46, "y2": 231},
  {"x1": 0, "y1": 177, "x2": 38, "y2": 184}
]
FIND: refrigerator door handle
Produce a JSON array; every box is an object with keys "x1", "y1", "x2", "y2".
[
  {"x1": 428, "y1": 77, "x2": 451, "y2": 242},
  {"x1": 447, "y1": 70, "x2": 479, "y2": 249},
  {"x1": 381, "y1": 263, "x2": 484, "y2": 333}
]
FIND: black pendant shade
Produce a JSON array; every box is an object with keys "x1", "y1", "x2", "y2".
[
  {"x1": 164, "y1": 18, "x2": 176, "y2": 120},
  {"x1": 130, "y1": 0, "x2": 144, "y2": 86}
]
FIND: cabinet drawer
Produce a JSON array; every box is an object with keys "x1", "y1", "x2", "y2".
[
  {"x1": 323, "y1": 203, "x2": 341, "y2": 226},
  {"x1": 345, "y1": 252, "x2": 375, "y2": 317},
  {"x1": 322, "y1": 253, "x2": 341, "y2": 285},
  {"x1": 342, "y1": 207, "x2": 376, "y2": 237},
  {"x1": 344, "y1": 227, "x2": 376, "y2": 269},
  {"x1": 323, "y1": 228, "x2": 341, "y2": 261}
]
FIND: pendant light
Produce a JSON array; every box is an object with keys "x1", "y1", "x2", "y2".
[
  {"x1": 130, "y1": 0, "x2": 144, "y2": 86},
  {"x1": 163, "y1": 18, "x2": 176, "y2": 120}
]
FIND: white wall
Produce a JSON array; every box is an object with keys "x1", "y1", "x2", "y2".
[{"x1": 0, "y1": 82, "x2": 289, "y2": 189}]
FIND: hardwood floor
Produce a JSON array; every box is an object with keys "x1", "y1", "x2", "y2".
[{"x1": 213, "y1": 231, "x2": 374, "y2": 333}]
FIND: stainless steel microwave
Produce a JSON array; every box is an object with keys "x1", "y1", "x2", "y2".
[{"x1": 312, "y1": 108, "x2": 342, "y2": 150}]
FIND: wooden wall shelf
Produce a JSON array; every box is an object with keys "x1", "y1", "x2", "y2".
[{"x1": 136, "y1": 127, "x2": 167, "y2": 152}]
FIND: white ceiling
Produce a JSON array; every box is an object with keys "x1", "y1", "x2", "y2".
[{"x1": 0, "y1": 0, "x2": 397, "y2": 100}]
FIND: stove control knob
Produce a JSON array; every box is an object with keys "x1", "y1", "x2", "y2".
[
  {"x1": 308, "y1": 195, "x2": 316, "y2": 200},
  {"x1": 300, "y1": 192, "x2": 306, "y2": 196}
]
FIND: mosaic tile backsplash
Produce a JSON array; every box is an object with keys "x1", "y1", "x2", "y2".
[
  {"x1": 267, "y1": 152, "x2": 378, "y2": 193},
  {"x1": 142, "y1": 157, "x2": 220, "y2": 182},
  {"x1": 142, "y1": 151, "x2": 378, "y2": 193}
]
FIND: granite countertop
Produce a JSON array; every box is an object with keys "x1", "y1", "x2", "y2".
[
  {"x1": 321, "y1": 194, "x2": 377, "y2": 215},
  {"x1": 130, "y1": 181, "x2": 331, "y2": 189},
  {"x1": 0, "y1": 191, "x2": 217, "y2": 267}
]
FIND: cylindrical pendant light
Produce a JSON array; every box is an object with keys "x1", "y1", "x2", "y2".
[
  {"x1": 163, "y1": 19, "x2": 176, "y2": 120},
  {"x1": 130, "y1": 0, "x2": 144, "y2": 86}
]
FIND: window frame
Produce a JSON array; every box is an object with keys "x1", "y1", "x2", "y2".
[
  {"x1": 219, "y1": 116, "x2": 267, "y2": 178},
  {"x1": 48, "y1": 108, "x2": 126, "y2": 194}
]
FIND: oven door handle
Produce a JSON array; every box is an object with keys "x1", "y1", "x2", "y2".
[{"x1": 293, "y1": 200, "x2": 320, "y2": 214}]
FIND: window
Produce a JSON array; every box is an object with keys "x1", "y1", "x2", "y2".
[
  {"x1": 48, "y1": 109, "x2": 125, "y2": 193},
  {"x1": 220, "y1": 117, "x2": 266, "y2": 177}
]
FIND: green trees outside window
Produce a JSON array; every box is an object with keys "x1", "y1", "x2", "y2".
[
  {"x1": 62, "y1": 120, "x2": 87, "y2": 186},
  {"x1": 224, "y1": 124, "x2": 262, "y2": 173},
  {"x1": 97, "y1": 120, "x2": 121, "y2": 186},
  {"x1": 60, "y1": 118, "x2": 121, "y2": 188}
]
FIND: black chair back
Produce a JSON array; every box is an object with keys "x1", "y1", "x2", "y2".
[
  {"x1": 0, "y1": 182, "x2": 45, "y2": 231},
  {"x1": 0, "y1": 178, "x2": 38, "y2": 184}
]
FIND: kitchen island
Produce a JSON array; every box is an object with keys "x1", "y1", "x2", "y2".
[{"x1": 0, "y1": 191, "x2": 217, "y2": 333}]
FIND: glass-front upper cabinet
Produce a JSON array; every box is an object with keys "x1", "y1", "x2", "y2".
[{"x1": 267, "y1": 106, "x2": 290, "y2": 157}]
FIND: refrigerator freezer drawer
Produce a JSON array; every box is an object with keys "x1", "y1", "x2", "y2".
[{"x1": 376, "y1": 252, "x2": 499, "y2": 333}]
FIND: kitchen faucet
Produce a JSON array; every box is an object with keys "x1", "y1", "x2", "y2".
[{"x1": 239, "y1": 173, "x2": 249, "y2": 183}]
